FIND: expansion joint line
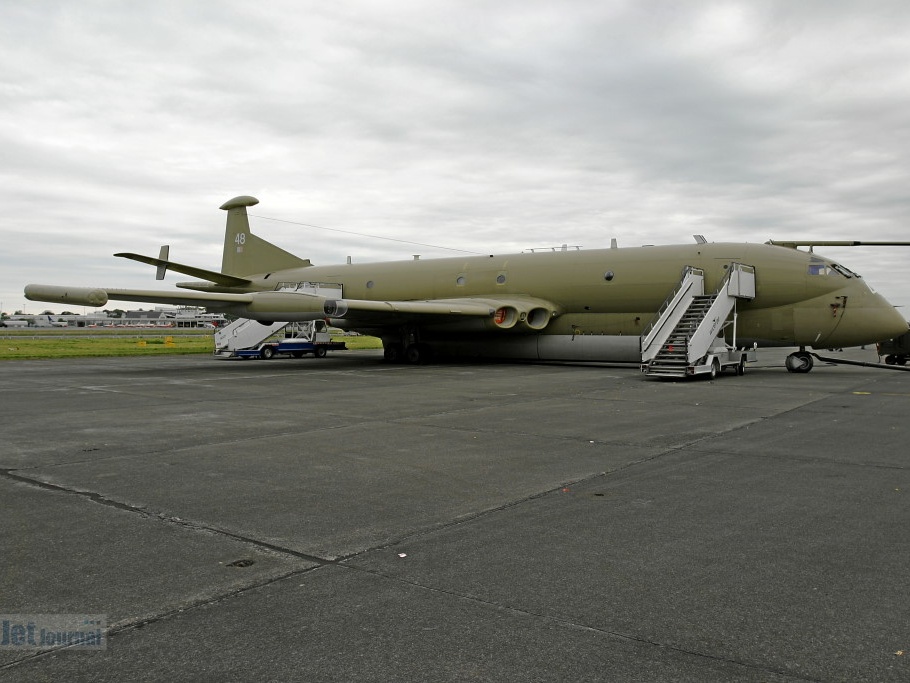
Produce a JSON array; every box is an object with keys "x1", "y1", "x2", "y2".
[{"x1": 0, "y1": 467, "x2": 332, "y2": 565}]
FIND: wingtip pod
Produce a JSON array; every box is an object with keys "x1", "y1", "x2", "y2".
[{"x1": 24, "y1": 285, "x2": 109, "y2": 307}]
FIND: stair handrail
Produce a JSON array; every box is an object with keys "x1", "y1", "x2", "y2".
[
  {"x1": 641, "y1": 266, "x2": 704, "y2": 350},
  {"x1": 681, "y1": 262, "x2": 756, "y2": 363}
]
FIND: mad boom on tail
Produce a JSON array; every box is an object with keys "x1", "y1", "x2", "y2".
[{"x1": 25, "y1": 195, "x2": 909, "y2": 374}]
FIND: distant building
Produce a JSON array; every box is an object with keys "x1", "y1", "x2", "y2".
[
  {"x1": 120, "y1": 307, "x2": 226, "y2": 327},
  {"x1": 4, "y1": 307, "x2": 226, "y2": 328}
]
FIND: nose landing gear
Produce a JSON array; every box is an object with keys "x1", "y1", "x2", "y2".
[{"x1": 785, "y1": 349, "x2": 814, "y2": 373}]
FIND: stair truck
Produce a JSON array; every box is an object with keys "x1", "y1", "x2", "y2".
[{"x1": 214, "y1": 320, "x2": 346, "y2": 360}]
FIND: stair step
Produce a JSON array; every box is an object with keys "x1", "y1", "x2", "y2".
[{"x1": 645, "y1": 369, "x2": 687, "y2": 377}]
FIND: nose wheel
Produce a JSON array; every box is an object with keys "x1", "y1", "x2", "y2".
[{"x1": 785, "y1": 350, "x2": 814, "y2": 373}]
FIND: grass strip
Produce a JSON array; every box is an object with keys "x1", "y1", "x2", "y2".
[{"x1": 0, "y1": 331, "x2": 382, "y2": 360}]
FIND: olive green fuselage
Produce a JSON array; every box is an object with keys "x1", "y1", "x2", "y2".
[{"x1": 237, "y1": 241, "x2": 905, "y2": 356}]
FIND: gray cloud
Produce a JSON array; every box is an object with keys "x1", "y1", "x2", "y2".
[{"x1": 3, "y1": 0, "x2": 910, "y2": 315}]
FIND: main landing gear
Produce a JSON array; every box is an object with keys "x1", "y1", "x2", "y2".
[
  {"x1": 785, "y1": 349, "x2": 814, "y2": 373},
  {"x1": 382, "y1": 325, "x2": 437, "y2": 365},
  {"x1": 383, "y1": 341, "x2": 434, "y2": 365}
]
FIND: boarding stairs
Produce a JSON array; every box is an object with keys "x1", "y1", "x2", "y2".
[
  {"x1": 214, "y1": 319, "x2": 289, "y2": 358},
  {"x1": 641, "y1": 263, "x2": 755, "y2": 378}
]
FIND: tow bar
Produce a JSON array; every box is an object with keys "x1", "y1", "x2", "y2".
[{"x1": 810, "y1": 353, "x2": 910, "y2": 371}]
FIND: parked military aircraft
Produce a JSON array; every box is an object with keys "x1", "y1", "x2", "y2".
[{"x1": 25, "y1": 195, "x2": 909, "y2": 373}]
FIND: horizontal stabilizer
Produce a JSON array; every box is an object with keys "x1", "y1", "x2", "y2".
[{"x1": 115, "y1": 252, "x2": 252, "y2": 287}]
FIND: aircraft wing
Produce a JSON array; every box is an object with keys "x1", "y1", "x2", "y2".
[
  {"x1": 24, "y1": 284, "x2": 558, "y2": 329},
  {"x1": 767, "y1": 240, "x2": 910, "y2": 249}
]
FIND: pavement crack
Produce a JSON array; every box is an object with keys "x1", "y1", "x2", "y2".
[
  {"x1": 0, "y1": 468, "x2": 151, "y2": 516},
  {"x1": 0, "y1": 467, "x2": 335, "y2": 566},
  {"x1": 164, "y1": 517, "x2": 336, "y2": 566},
  {"x1": 0, "y1": 564, "x2": 329, "y2": 670}
]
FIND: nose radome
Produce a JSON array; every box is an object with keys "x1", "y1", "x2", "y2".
[{"x1": 861, "y1": 293, "x2": 908, "y2": 343}]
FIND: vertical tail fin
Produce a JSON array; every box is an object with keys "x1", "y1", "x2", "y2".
[{"x1": 220, "y1": 196, "x2": 311, "y2": 277}]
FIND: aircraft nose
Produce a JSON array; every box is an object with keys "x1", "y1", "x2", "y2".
[
  {"x1": 861, "y1": 293, "x2": 908, "y2": 343},
  {"x1": 819, "y1": 286, "x2": 908, "y2": 348}
]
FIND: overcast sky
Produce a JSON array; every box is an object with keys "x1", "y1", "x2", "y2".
[{"x1": 3, "y1": 1, "x2": 910, "y2": 315}]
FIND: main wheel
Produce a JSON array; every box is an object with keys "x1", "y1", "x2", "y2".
[
  {"x1": 405, "y1": 344, "x2": 424, "y2": 364},
  {"x1": 709, "y1": 359, "x2": 720, "y2": 379},
  {"x1": 261, "y1": 346, "x2": 275, "y2": 360},
  {"x1": 383, "y1": 343, "x2": 404, "y2": 363},
  {"x1": 314, "y1": 346, "x2": 327, "y2": 358},
  {"x1": 736, "y1": 356, "x2": 746, "y2": 376}
]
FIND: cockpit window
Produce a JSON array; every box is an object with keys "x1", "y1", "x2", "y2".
[
  {"x1": 807, "y1": 260, "x2": 860, "y2": 278},
  {"x1": 830, "y1": 263, "x2": 859, "y2": 278}
]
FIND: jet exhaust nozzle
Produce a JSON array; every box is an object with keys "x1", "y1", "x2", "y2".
[
  {"x1": 493, "y1": 306, "x2": 519, "y2": 329},
  {"x1": 243, "y1": 292, "x2": 350, "y2": 322},
  {"x1": 490, "y1": 304, "x2": 554, "y2": 331},
  {"x1": 525, "y1": 307, "x2": 550, "y2": 331}
]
